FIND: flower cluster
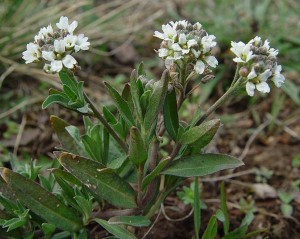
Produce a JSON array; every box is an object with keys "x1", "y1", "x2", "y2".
[
  {"x1": 231, "y1": 37, "x2": 285, "y2": 96},
  {"x1": 154, "y1": 20, "x2": 218, "y2": 75},
  {"x1": 22, "y1": 16, "x2": 90, "y2": 74}
]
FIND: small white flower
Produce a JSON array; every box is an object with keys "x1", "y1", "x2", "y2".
[
  {"x1": 64, "y1": 35, "x2": 77, "y2": 49},
  {"x1": 74, "y1": 34, "x2": 90, "y2": 52},
  {"x1": 231, "y1": 41, "x2": 254, "y2": 63},
  {"x1": 271, "y1": 65, "x2": 285, "y2": 87},
  {"x1": 187, "y1": 39, "x2": 197, "y2": 49},
  {"x1": 154, "y1": 23, "x2": 177, "y2": 41},
  {"x1": 194, "y1": 60, "x2": 205, "y2": 74},
  {"x1": 22, "y1": 43, "x2": 41, "y2": 63},
  {"x1": 54, "y1": 39, "x2": 66, "y2": 54},
  {"x1": 249, "y1": 36, "x2": 262, "y2": 46},
  {"x1": 191, "y1": 49, "x2": 200, "y2": 58},
  {"x1": 269, "y1": 48, "x2": 279, "y2": 57},
  {"x1": 56, "y1": 16, "x2": 78, "y2": 34},
  {"x1": 43, "y1": 63, "x2": 54, "y2": 74},
  {"x1": 246, "y1": 68, "x2": 272, "y2": 96},
  {"x1": 194, "y1": 22, "x2": 202, "y2": 30},
  {"x1": 158, "y1": 48, "x2": 169, "y2": 58},
  {"x1": 42, "y1": 51, "x2": 55, "y2": 62}
]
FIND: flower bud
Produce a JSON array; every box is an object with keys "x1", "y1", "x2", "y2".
[{"x1": 239, "y1": 67, "x2": 249, "y2": 77}]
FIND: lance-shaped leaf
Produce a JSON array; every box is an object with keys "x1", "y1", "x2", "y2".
[
  {"x1": 142, "y1": 157, "x2": 171, "y2": 190},
  {"x1": 202, "y1": 215, "x2": 217, "y2": 239},
  {"x1": 180, "y1": 119, "x2": 220, "y2": 147},
  {"x1": 108, "y1": 216, "x2": 151, "y2": 227},
  {"x1": 59, "y1": 153, "x2": 136, "y2": 208},
  {"x1": 130, "y1": 70, "x2": 143, "y2": 123},
  {"x1": 104, "y1": 82, "x2": 135, "y2": 127},
  {"x1": 0, "y1": 168, "x2": 82, "y2": 232},
  {"x1": 162, "y1": 154, "x2": 244, "y2": 177},
  {"x1": 163, "y1": 89, "x2": 179, "y2": 141},
  {"x1": 128, "y1": 127, "x2": 147, "y2": 166},
  {"x1": 50, "y1": 116, "x2": 85, "y2": 155},
  {"x1": 42, "y1": 93, "x2": 70, "y2": 110},
  {"x1": 94, "y1": 219, "x2": 137, "y2": 239},
  {"x1": 143, "y1": 70, "x2": 169, "y2": 130}
]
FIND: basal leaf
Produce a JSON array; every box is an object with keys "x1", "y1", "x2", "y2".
[
  {"x1": 108, "y1": 216, "x2": 151, "y2": 227},
  {"x1": 202, "y1": 215, "x2": 217, "y2": 239},
  {"x1": 59, "y1": 153, "x2": 136, "y2": 208},
  {"x1": 50, "y1": 116, "x2": 85, "y2": 155},
  {"x1": 0, "y1": 168, "x2": 82, "y2": 232},
  {"x1": 162, "y1": 154, "x2": 244, "y2": 177},
  {"x1": 94, "y1": 219, "x2": 137, "y2": 239}
]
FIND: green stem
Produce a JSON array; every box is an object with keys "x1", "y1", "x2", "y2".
[
  {"x1": 194, "y1": 176, "x2": 200, "y2": 239},
  {"x1": 137, "y1": 165, "x2": 143, "y2": 208},
  {"x1": 84, "y1": 93, "x2": 128, "y2": 153}
]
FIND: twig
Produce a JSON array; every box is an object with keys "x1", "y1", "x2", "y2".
[
  {"x1": 0, "y1": 65, "x2": 15, "y2": 87},
  {"x1": 141, "y1": 208, "x2": 162, "y2": 239},
  {"x1": 13, "y1": 114, "x2": 27, "y2": 156},
  {"x1": 161, "y1": 204, "x2": 194, "y2": 222}
]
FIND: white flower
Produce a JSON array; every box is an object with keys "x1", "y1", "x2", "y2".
[
  {"x1": 64, "y1": 35, "x2": 77, "y2": 49},
  {"x1": 22, "y1": 43, "x2": 41, "y2": 63},
  {"x1": 269, "y1": 48, "x2": 279, "y2": 57},
  {"x1": 201, "y1": 35, "x2": 216, "y2": 53},
  {"x1": 246, "y1": 68, "x2": 272, "y2": 96},
  {"x1": 74, "y1": 34, "x2": 90, "y2": 52},
  {"x1": 271, "y1": 65, "x2": 285, "y2": 87},
  {"x1": 158, "y1": 48, "x2": 169, "y2": 58},
  {"x1": 170, "y1": 20, "x2": 188, "y2": 29},
  {"x1": 249, "y1": 36, "x2": 262, "y2": 46},
  {"x1": 154, "y1": 23, "x2": 177, "y2": 41},
  {"x1": 194, "y1": 22, "x2": 202, "y2": 30},
  {"x1": 54, "y1": 39, "x2": 66, "y2": 54},
  {"x1": 34, "y1": 25, "x2": 53, "y2": 42},
  {"x1": 50, "y1": 55, "x2": 77, "y2": 72},
  {"x1": 194, "y1": 56, "x2": 218, "y2": 75},
  {"x1": 56, "y1": 16, "x2": 78, "y2": 34},
  {"x1": 231, "y1": 41, "x2": 255, "y2": 63}
]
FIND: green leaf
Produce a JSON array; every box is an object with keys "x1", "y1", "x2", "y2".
[
  {"x1": 202, "y1": 215, "x2": 217, "y2": 239},
  {"x1": 140, "y1": 90, "x2": 151, "y2": 116},
  {"x1": 143, "y1": 70, "x2": 169, "y2": 131},
  {"x1": 221, "y1": 182, "x2": 230, "y2": 235},
  {"x1": 108, "y1": 216, "x2": 151, "y2": 227},
  {"x1": 163, "y1": 89, "x2": 179, "y2": 141},
  {"x1": 42, "y1": 223, "x2": 56, "y2": 235},
  {"x1": 222, "y1": 225, "x2": 248, "y2": 239},
  {"x1": 50, "y1": 116, "x2": 86, "y2": 155},
  {"x1": 281, "y1": 203, "x2": 293, "y2": 217},
  {"x1": 180, "y1": 119, "x2": 220, "y2": 146},
  {"x1": 63, "y1": 84, "x2": 77, "y2": 102},
  {"x1": 74, "y1": 196, "x2": 92, "y2": 224},
  {"x1": 59, "y1": 153, "x2": 136, "y2": 208},
  {"x1": 162, "y1": 153, "x2": 244, "y2": 177},
  {"x1": 103, "y1": 106, "x2": 118, "y2": 125},
  {"x1": 59, "y1": 69, "x2": 78, "y2": 92},
  {"x1": 42, "y1": 94, "x2": 70, "y2": 109},
  {"x1": 130, "y1": 70, "x2": 143, "y2": 123},
  {"x1": 82, "y1": 135, "x2": 102, "y2": 162},
  {"x1": 94, "y1": 219, "x2": 137, "y2": 239},
  {"x1": 137, "y1": 62, "x2": 145, "y2": 76},
  {"x1": 142, "y1": 157, "x2": 171, "y2": 190},
  {"x1": 105, "y1": 82, "x2": 135, "y2": 127},
  {"x1": 128, "y1": 127, "x2": 147, "y2": 166},
  {"x1": 1, "y1": 168, "x2": 82, "y2": 232},
  {"x1": 194, "y1": 177, "x2": 200, "y2": 239}
]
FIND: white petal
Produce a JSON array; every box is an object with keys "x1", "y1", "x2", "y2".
[
  {"x1": 158, "y1": 48, "x2": 168, "y2": 58},
  {"x1": 194, "y1": 60, "x2": 205, "y2": 74},
  {"x1": 205, "y1": 56, "x2": 218, "y2": 68},
  {"x1": 42, "y1": 51, "x2": 55, "y2": 62},
  {"x1": 247, "y1": 68, "x2": 257, "y2": 80},
  {"x1": 62, "y1": 55, "x2": 77, "y2": 68},
  {"x1": 54, "y1": 39, "x2": 66, "y2": 54},
  {"x1": 154, "y1": 31, "x2": 165, "y2": 39},
  {"x1": 50, "y1": 60, "x2": 63, "y2": 72},
  {"x1": 256, "y1": 82, "x2": 270, "y2": 93},
  {"x1": 191, "y1": 49, "x2": 200, "y2": 58},
  {"x1": 233, "y1": 57, "x2": 244, "y2": 63},
  {"x1": 272, "y1": 73, "x2": 285, "y2": 87},
  {"x1": 68, "y1": 21, "x2": 78, "y2": 34},
  {"x1": 246, "y1": 82, "x2": 255, "y2": 96},
  {"x1": 259, "y1": 69, "x2": 272, "y2": 82},
  {"x1": 172, "y1": 43, "x2": 182, "y2": 52},
  {"x1": 187, "y1": 39, "x2": 197, "y2": 48},
  {"x1": 178, "y1": 34, "x2": 187, "y2": 45},
  {"x1": 56, "y1": 16, "x2": 69, "y2": 30}
]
